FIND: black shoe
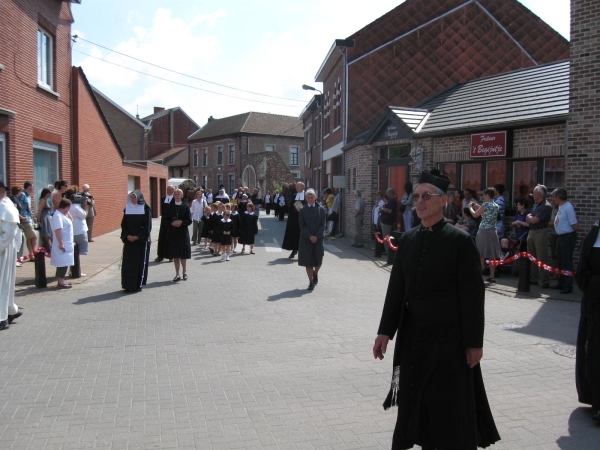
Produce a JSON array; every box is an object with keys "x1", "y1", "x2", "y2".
[
  {"x1": 313, "y1": 274, "x2": 318, "y2": 285},
  {"x1": 559, "y1": 288, "x2": 573, "y2": 294},
  {"x1": 550, "y1": 284, "x2": 565, "y2": 290},
  {"x1": 289, "y1": 251, "x2": 297, "y2": 258},
  {"x1": 183, "y1": 273, "x2": 188, "y2": 281},
  {"x1": 307, "y1": 283, "x2": 314, "y2": 291},
  {"x1": 173, "y1": 275, "x2": 181, "y2": 282},
  {"x1": 8, "y1": 311, "x2": 23, "y2": 324},
  {"x1": 155, "y1": 257, "x2": 163, "y2": 262},
  {"x1": 0, "y1": 320, "x2": 8, "y2": 331}
]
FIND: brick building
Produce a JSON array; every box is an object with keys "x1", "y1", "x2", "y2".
[
  {"x1": 306, "y1": 0, "x2": 570, "y2": 239},
  {"x1": 344, "y1": 62, "x2": 570, "y2": 239},
  {"x1": 0, "y1": 0, "x2": 78, "y2": 193},
  {"x1": 188, "y1": 112, "x2": 303, "y2": 195},
  {"x1": 71, "y1": 68, "x2": 168, "y2": 232},
  {"x1": 567, "y1": 0, "x2": 600, "y2": 238}
]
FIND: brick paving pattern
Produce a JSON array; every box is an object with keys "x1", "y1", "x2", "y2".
[{"x1": 2, "y1": 215, "x2": 598, "y2": 449}]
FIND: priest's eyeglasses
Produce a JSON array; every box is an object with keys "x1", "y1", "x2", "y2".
[{"x1": 413, "y1": 192, "x2": 441, "y2": 202}]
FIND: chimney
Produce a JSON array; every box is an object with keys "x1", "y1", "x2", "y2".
[
  {"x1": 208, "y1": 115, "x2": 215, "y2": 123},
  {"x1": 154, "y1": 107, "x2": 165, "y2": 114}
]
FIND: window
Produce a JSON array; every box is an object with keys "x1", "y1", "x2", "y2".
[
  {"x1": 229, "y1": 174, "x2": 235, "y2": 194},
  {"x1": 486, "y1": 160, "x2": 507, "y2": 190},
  {"x1": 438, "y1": 163, "x2": 457, "y2": 189},
  {"x1": 461, "y1": 163, "x2": 482, "y2": 192},
  {"x1": 265, "y1": 144, "x2": 275, "y2": 152},
  {"x1": 291, "y1": 171, "x2": 301, "y2": 180},
  {"x1": 290, "y1": 147, "x2": 299, "y2": 166},
  {"x1": 37, "y1": 28, "x2": 53, "y2": 89},
  {"x1": 544, "y1": 158, "x2": 565, "y2": 191},
  {"x1": 202, "y1": 148, "x2": 208, "y2": 166},
  {"x1": 0, "y1": 133, "x2": 6, "y2": 185},
  {"x1": 513, "y1": 161, "x2": 538, "y2": 200},
  {"x1": 304, "y1": 130, "x2": 310, "y2": 150},
  {"x1": 217, "y1": 174, "x2": 223, "y2": 190},
  {"x1": 228, "y1": 144, "x2": 235, "y2": 165},
  {"x1": 33, "y1": 140, "x2": 59, "y2": 207},
  {"x1": 193, "y1": 175, "x2": 198, "y2": 185},
  {"x1": 217, "y1": 146, "x2": 223, "y2": 165},
  {"x1": 202, "y1": 175, "x2": 208, "y2": 189},
  {"x1": 193, "y1": 149, "x2": 198, "y2": 167}
]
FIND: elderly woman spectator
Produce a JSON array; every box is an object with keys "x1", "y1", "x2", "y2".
[
  {"x1": 399, "y1": 182, "x2": 413, "y2": 231},
  {"x1": 81, "y1": 184, "x2": 96, "y2": 242},
  {"x1": 37, "y1": 188, "x2": 53, "y2": 253},
  {"x1": 165, "y1": 189, "x2": 192, "y2": 281},
  {"x1": 51, "y1": 198, "x2": 74, "y2": 288},
  {"x1": 121, "y1": 190, "x2": 152, "y2": 293},
  {"x1": 456, "y1": 207, "x2": 478, "y2": 238},
  {"x1": 443, "y1": 194, "x2": 460, "y2": 224},
  {"x1": 469, "y1": 187, "x2": 502, "y2": 283},
  {"x1": 372, "y1": 191, "x2": 385, "y2": 233}
]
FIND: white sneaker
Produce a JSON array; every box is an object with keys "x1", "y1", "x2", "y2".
[
  {"x1": 232, "y1": 249, "x2": 237, "y2": 253},
  {"x1": 221, "y1": 254, "x2": 226, "y2": 261},
  {"x1": 226, "y1": 254, "x2": 230, "y2": 261}
]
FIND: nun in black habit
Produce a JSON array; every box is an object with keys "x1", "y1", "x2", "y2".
[
  {"x1": 575, "y1": 218, "x2": 600, "y2": 421},
  {"x1": 164, "y1": 188, "x2": 192, "y2": 281},
  {"x1": 121, "y1": 190, "x2": 152, "y2": 293},
  {"x1": 373, "y1": 169, "x2": 500, "y2": 449},
  {"x1": 281, "y1": 182, "x2": 306, "y2": 258}
]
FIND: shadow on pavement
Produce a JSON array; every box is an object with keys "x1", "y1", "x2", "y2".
[
  {"x1": 267, "y1": 258, "x2": 296, "y2": 265},
  {"x1": 73, "y1": 290, "x2": 126, "y2": 304},
  {"x1": 556, "y1": 407, "x2": 600, "y2": 449},
  {"x1": 509, "y1": 299, "x2": 579, "y2": 345},
  {"x1": 267, "y1": 288, "x2": 310, "y2": 301}
]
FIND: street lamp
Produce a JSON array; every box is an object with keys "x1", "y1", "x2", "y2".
[{"x1": 302, "y1": 84, "x2": 323, "y2": 193}]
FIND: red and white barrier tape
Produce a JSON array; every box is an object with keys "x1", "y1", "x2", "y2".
[
  {"x1": 16, "y1": 247, "x2": 48, "y2": 263},
  {"x1": 373, "y1": 233, "x2": 398, "y2": 251},
  {"x1": 373, "y1": 234, "x2": 573, "y2": 276}
]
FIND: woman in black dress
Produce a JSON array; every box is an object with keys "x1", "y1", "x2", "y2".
[
  {"x1": 230, "y1": 204, "x2": 242, "y2": 253},
  {"x1": 219, "y1": 211, "x2": 234, "y2": 261},
  {"x1": 575, "y1": 218, "x2": 600, "y2": 421},
  {"x1": 239, "y1": 203, "x2": 258, "y2": 254},
  {"x1": 165, "y1": 189, "x2": 192, "y2": 281},
  {"x1": 121, "y1": 190, "x2": 152, "y2": 292}
]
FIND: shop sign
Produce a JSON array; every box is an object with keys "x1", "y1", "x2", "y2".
[{"x1": 470, "y1": 131, "x2": 507, "y2": 158}]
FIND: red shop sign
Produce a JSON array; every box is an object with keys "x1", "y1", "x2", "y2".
[{"x1": 470, "y1": 132, "x2": 507, "y2": 158}]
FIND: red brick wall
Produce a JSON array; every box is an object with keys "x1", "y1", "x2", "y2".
[
  {"x1": 568, "y1": 0, "x2": 600, "y2": 235},
  {"x1": 147, "y1": 109, "x2": 199, "y2": 159},
  {"x1": 72, "y1": 69, "x2": 168, "y2": 235},
  {"x1": 0, "y1": 0, "x2": 72, "y2": 185},
  {"x1": 322, "y1": 59, "x2": 344, "y2": 151}
]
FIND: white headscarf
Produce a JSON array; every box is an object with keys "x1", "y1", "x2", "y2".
[{"x1": 125, "y1": 190, "x2": 146, "y2": 215}]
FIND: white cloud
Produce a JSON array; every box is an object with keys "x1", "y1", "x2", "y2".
[{"x1": 190, "y1": 9, "x2": 228, "y2": 28}]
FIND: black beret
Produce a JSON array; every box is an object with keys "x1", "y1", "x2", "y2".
[{"x1": 417, "y1": 169, "x2": 450, "y2": 193}]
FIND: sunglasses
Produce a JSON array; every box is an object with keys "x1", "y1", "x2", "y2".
[{"x1": 413, "y1": 192, "x2": 442, "y2": 202}]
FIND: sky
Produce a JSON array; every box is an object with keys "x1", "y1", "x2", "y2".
[{"x1": 71, "y1": 0, "x2": 570, "y2": 127}]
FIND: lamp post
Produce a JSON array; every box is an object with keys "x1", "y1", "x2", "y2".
[{"x1": 302, "y1": 84, "x2": 323, "y2": 193}]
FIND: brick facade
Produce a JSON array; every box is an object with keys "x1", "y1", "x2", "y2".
[
  {"x1": 0, "y1": 0, "x2": 73, "y2": 186},
  {"x1": 190, "y1": 132, "x2": 303, "y2": 195},
  {"x1": 72, "y1": 68, "x2": 168, "y2": 235},
  {"x1": 567, "y1": 0, "x2": 600, "y2": 235}
]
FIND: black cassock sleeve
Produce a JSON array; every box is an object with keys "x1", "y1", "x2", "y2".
[{"x1": 377, "y1": 235, "x2": 407, "y2": 340}]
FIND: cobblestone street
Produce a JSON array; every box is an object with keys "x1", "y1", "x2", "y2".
[{"x1": 1, "y1": 215, "x2": 598, "y2": 449}]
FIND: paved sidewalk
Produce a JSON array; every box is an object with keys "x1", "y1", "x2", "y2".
[{"x1": 2, "y1": 215, "x2": 598, "y2": 449}]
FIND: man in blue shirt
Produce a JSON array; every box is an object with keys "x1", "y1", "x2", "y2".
[
  {"x1": 551, "y1": 188, "x2": 579, "y2": 294},
  {"x1": 18, "y1": 181, "x2": 38, "y2": 258}
]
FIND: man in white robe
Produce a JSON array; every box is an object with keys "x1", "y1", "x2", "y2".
[{"x1": 0, "y1": 181, "x2": 22, "y2": 330}]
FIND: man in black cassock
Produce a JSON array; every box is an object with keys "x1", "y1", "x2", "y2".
[
  {"x1": 373, "y1": 169, "x2": 500, "y2": 450},
  {"x1": 155, "y1": 185, "x2": 174, "y2": 262},
  {"x1": 281, "y1": 182, "x2": 306, "y2": 258}
]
